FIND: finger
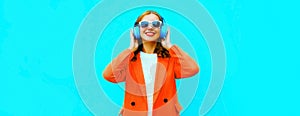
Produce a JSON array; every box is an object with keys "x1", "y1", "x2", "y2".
[
  {"x1": 161, "y1": 39, "x2": 166, "y2": 46},
  {"x1": 134, "y1": 39, "x2": 138, "y2": 44},
  {"x1": 166, "y1": 27, "x2": 170, "y2": 42},
  {"x1": 161, "y1": 38, "x2": 165, "y2": 43},
  {"x1": 134, "y1": 39, "x2": 139, "y2": 47},
  {"x1": 129, "y1": 29, "x2": 135, "y2": 49},
  {"x1": 130, "y1": 29, "x2": 134, "y2": 40}
]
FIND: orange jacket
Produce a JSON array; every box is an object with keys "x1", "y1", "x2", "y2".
[{"x1": 103, "y1": 45, "x2": 199, "y2": 116}]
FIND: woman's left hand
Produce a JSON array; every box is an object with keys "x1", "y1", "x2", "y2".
[{"x1": 161, "y1": 28, "x2": 173, "y2": 49}]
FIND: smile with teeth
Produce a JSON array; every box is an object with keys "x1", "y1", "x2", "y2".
[{"x1": 145, "y1": 31, "x2": 156, "y2": 36}]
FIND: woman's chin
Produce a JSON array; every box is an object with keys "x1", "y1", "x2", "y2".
[
  {"x1": 143, "y1": 38, "x2": 157, "y2": 42},
  {"x1": 141, "y1": 36, "x2": 159, "y2": 42}
]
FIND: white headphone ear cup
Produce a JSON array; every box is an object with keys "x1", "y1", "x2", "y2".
[{"x1": 133, "y1": 26, "x2": 140, "y2": 40}]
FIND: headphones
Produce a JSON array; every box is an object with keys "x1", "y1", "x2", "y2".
[{"x1": 133, "y1": 17, "x2": 168, "y2": 40}]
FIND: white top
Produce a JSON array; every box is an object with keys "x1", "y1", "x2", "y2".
[{"x1": 140, "y1": 51, "x2": 157, "y2": 116}]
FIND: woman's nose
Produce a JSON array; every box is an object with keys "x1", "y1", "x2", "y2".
[{"x1": 146, "y1": 24, "x2": 154, "y2": 29}]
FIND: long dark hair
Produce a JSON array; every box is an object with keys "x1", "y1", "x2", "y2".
[{"x1": 131, "y1": 10, "x2": 170, "y2": 61}]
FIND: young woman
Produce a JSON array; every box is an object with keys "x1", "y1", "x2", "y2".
[{"x1": 103, "y1": 10, "x2": 199, "y2": 116}]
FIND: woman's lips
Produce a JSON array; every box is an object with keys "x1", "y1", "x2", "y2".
[{"x1": 145, "y1": 32, "x2": 155, "y2": 36}]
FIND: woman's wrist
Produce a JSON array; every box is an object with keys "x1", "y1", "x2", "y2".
[
  {"x1": 166, "y1": 43, "x2": 173, "y2": 50},
  {"x1": 128, "y1": 47, "x2": 137, "y2": 52}
]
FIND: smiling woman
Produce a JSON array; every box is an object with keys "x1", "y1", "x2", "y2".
[
  {"x1": 102, "y1": 10, "x2": 200, "y2": 116},
  {"x1": 131, "y1": 10, "x2": 169, "y2": 61}
]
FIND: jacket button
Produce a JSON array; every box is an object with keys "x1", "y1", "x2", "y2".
[
  {"x1": 163, "y1": 98, "x2": 168, "y2": 103},
  {"x1": 131, "y1": 102, "x2": 135, "y2": 106}
]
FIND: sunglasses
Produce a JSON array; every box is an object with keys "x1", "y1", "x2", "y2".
[{"x1": 138, "y1": 20, "x2": 162, "y2": 28}]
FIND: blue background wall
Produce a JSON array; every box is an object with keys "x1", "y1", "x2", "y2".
[{"x1": 0, "y1": 0, "x2": 299, "y2": 115}]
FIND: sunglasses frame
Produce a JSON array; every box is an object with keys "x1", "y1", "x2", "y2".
[{"x1": 138, "y1": 20, "x2": 162, "y2": 28}]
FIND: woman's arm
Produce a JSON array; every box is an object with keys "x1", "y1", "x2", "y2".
[
  {"x1": 169, "y1": 45, "x2": 200, "y2": 79},
  {"x1": 103, "y1": 30, "x2": 137, "y2": 83},
  {"x1": 102, "y1": 49, "x2": 132, "y2": 83}
]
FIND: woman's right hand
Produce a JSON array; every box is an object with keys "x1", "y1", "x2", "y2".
[{"x1": 128, "y1": 29, "x2": 138, "y2": 51}]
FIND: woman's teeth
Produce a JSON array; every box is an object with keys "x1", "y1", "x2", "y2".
[{"x1": 145, "y1": 32, "x2": 155, "y2": 36}]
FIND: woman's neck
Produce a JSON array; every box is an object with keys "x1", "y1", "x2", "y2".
[{"x1": 142, "y1": 41, "x2": 157, "y2": 54}]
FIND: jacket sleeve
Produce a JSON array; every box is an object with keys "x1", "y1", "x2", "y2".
[
  {"x1": 102, "y1": 49, "x2": 132, "y2": 83},
  {"x1": 169, "y1": 45, "x2": 200, "y2": 79}
]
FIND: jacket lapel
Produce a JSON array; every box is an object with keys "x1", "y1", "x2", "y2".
[
  {"x1": 153, "y1": 57, "x2": 168, "y2": 104},
  {"x1": 132, "y1": 54, "x2": 147, "y2": 98}
]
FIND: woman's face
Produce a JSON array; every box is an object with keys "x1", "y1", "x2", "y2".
[{"x1": 139, "y1": 14, "x2": 161, "y2": 42}]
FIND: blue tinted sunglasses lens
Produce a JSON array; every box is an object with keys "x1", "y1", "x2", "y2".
[
  {"x1": 152, "y1": 21, "x2": 161, "y2": 27},
  {"x1": 140, "y1": 21, "x2": 149, "y2": 28}
]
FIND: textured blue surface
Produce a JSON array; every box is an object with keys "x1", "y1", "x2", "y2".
[{"x1": 0, "y1": 0, "x2": 299, "y2": 115}]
